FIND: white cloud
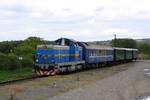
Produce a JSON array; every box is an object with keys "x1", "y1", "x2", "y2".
[{"x1": 0, "y1": 0, "x2": 150, "y2": 41}]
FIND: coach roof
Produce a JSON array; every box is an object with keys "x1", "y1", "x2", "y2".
[
  {"x1": 85, "y1": 44, "x2": 113, "y2": 50},
  {"x1": 114, "y1": 47, "x2": 138, "y2": 51}
]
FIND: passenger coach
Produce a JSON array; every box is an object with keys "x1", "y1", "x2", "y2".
[{"x1": 77, "y1": 42, "x2": 114, "y2": 64}]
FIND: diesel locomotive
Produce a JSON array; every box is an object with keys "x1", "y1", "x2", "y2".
[{"x1": 34, "y1": 38, "x2": 138, "y2": 76}]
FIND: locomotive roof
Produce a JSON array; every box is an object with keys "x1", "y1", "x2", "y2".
[
  {"x1": 37, "y1": 45, "x2": 69, "y2": 50},
  {"x1": 55, "y1": 38, "x2": 76, "y2": 46}
]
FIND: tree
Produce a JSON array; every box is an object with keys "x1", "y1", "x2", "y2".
[
  {"x1": 13, "y1": 37, "x2": 44, "y2": 61},
  {"x1": 138, "y1": 43, "x2": 150, "y2": 55},
  {"x1": 0, "y1": 53, "x2": 22, "y2": 70},
  {"x1": 111, "y1": 38, "x2": 137, "y2": 48},
  {"x1": 0, "y1": 41, "x2": 22, "y2": 54},
  {"x1": 0, "y1": 36, "x2": 52, "y2": 70}
]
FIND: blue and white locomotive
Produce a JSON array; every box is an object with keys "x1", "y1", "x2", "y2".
[{"x1": 34, "y1": 38, "x2": 138, "y2": 76}]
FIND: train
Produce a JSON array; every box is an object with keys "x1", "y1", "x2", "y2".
[{"x1": 34, "y1": 38, "x2": 138, "y2": 76}]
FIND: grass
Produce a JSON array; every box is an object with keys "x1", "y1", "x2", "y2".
[{"x1": 0, "y1": 67, "x2": 33, "y2": 82}]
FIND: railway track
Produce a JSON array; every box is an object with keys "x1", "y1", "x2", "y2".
[
  {"x1": 0, "y1": 75, "x2": 42, "y2": 85},
  {"x1": 0, "y1": 62, "x2": 134, "y2": 86}
]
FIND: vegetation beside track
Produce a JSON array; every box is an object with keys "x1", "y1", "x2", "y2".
[
  {"x1": 112, "y1": 38, "x2": 150, "y2": 59},
  {"x1": 0, "y1": 37, "x2": 48, "y2": 82},
  {"x1": 0, "y1": 67, "x2": 33, "y2": 82}
]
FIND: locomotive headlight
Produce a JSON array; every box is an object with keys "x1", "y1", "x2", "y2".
[
  {"x1": 52, "y1": 59, "x2": 54, "y2": 63},
  {"x1": 36, "y1": 59, "x2": 39, "y2": 62}
]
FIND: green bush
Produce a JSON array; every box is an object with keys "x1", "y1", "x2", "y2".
[
  {"x1": 138, "y1": 43, "x2": 150, "y2": 59},
  {"x1": 0, "y1": 37, "x2": 45, "y2": 71},
  {"x1": 0, "y1": 53, "x2": 34, "y2": 70},
  {"x1": 111, "y1": 38, "x2": 137, "y2": 48},
  {"x1": 7, "y1": 54, "x2": 22, "y2": 70},
  {"x1": 0, "y1": 53, "x2": 21, "y2": 70},
  {"x1": 0, "y1": 53, "x2": 8, "y2": 70},
  {"x1": 20, "y1": 57, "x2": 34, "y2": 68}
]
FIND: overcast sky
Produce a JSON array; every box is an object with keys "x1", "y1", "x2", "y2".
[{"x1": 0, "y1": 0, "x2": 150, "y2": 41}]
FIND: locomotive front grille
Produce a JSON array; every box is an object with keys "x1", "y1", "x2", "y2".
[{"x1": 35, "y1": 64, "x2": 56, "y2": 70}]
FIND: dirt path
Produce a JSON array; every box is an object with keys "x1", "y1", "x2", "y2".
[
  {"x1": 48, "y1": 61, "x2": 150, "y2": 100},
  {"x1": 0, "y1": 61, "x2": 144, "y2": 100}
]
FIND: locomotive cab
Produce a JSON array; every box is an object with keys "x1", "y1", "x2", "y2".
[{"x1": 35, "y1": 38, "x2": 85, "y2": 76}]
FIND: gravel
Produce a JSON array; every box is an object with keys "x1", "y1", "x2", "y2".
[{"x1": 48, "y1": 61, "x2": 150, "y2": 100}]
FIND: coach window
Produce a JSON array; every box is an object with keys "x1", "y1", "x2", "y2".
[
  {"x1": 109, "y1": 50, "x2": 112, "y2": 55},
  {"x1": 106, "y1": 50, "x2": 108, "y2": 55},
  {"x1": 94, "y1": 50, "x2": 96, "y2": 56},
  {"x1": 104, "y1": 50, "x2": 107, "y2": 55},
  {"x1": 102, "y1": 50, "x2": 105, "y2": 56},
  {"x1": 91, "y1": 51, "x2": 93, "y2": 56},
  {"x1": 89, "y1": 50, "x2": 91, "y2": 56},
  {"x1": 98, "y1": 50, "x2": 101, "y2": 56},
  {"x1": 98, "y1": 50, "x2": 100, "y2": 56},
  {"x1": 96, "y1": 50, "x2": 98, "y2": 56},
  {"x1": 93, "y1": 50, "x2": 95, "y2": 56},
  {"x1": 90, "y1": 50, "x2": 92, "y2": 56},
  {"x1": 89, "y1": 51, "x2": 90, "y2": 56},
  {"x1": 108, "y1": 50, "x2": 110, "y2": 55},
  {"x1": 100, "y1": 50, "x2": 102, "y2": 56},
  {"x1": 95, "y1": 50, "x2": 97, "y2": 56},
  {"x1": 92, "y1": 51, "x2": 94, "y2": 56}
]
